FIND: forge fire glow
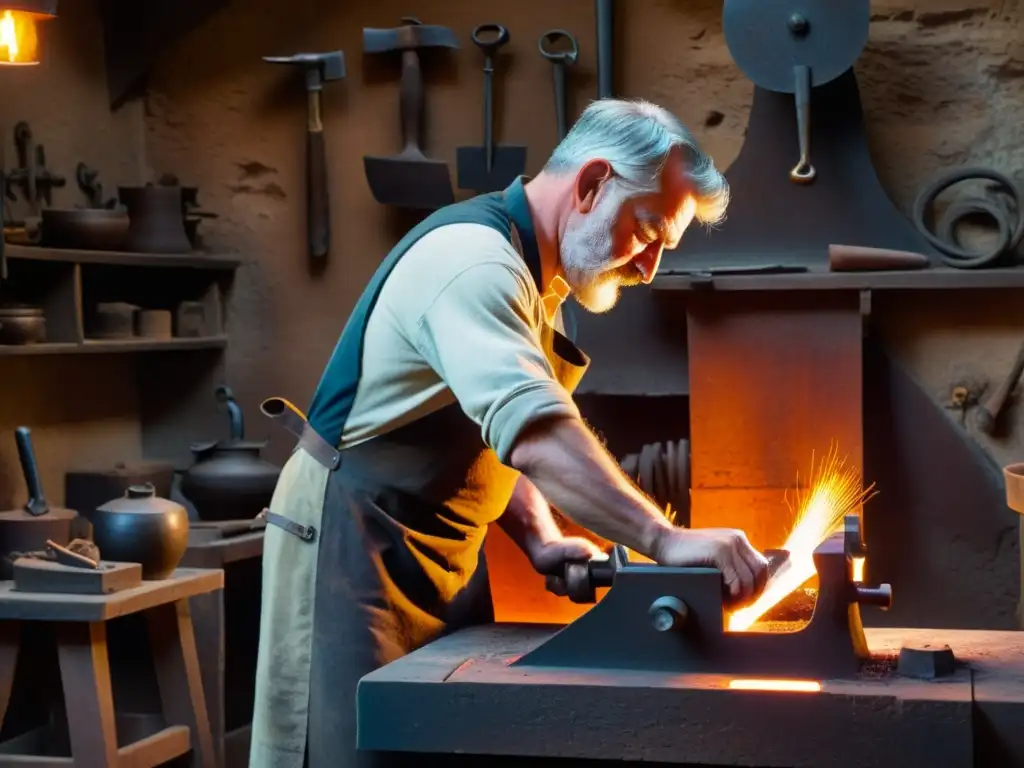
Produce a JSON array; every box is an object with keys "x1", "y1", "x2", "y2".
[
  {"x1": 727, "y1": 445, "x2": 876, "y2": 632},
  {"x1": 727, "y1": 679, "x2": 821, "y2": 693}
]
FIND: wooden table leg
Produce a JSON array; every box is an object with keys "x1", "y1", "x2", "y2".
[
  {"x1": 146, "y1": 598, "x2": 216, "y2": 768},
  {"x1": 189, "y1": 589, "x2": 225, "y2": 768},
  {"x1": 56, "y1": 621, "x2": 118, "y2": 767},
  {"x1": 0, "y1": 621, "x2": 19, "y2": 729}
]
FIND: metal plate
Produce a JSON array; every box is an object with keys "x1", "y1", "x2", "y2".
[{"x1": 724, "y1": 0, "x2": 870, "y2": 92}]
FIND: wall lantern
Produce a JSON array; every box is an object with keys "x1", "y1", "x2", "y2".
[{"x1": 0, "y1": 0, "x2": 56, "y2": 66}]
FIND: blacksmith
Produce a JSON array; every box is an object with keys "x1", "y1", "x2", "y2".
[{"x1": 250, "y1": 99, "x2": 769, "y2": 768}]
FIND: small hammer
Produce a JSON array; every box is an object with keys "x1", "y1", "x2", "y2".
[
  {"x1": 263, "y1": 50, "x2": 345, "y2": 260},
  {"x1": 972, "y1": 339, "x2": 1024, "y2": 435}
]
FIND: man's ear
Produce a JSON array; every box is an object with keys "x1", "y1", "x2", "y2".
[{"x1": 573, "y1": 159, "x2": 613, "y2": 213}]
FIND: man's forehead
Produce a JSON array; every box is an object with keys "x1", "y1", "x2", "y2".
[{"x1": 634, "y1": 192, "x2": 697, "y2": 245}]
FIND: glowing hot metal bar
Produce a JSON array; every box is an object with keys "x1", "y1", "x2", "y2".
[{"x1": 727, "y1": 679, "x2": 821, "y2": 692}]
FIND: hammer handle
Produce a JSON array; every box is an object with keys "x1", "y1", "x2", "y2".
[
  {"x1": 307, "y1": 128, "x2": 330, "y2": 259},
  {"x1": 400, "y1": 49, "x2": 424, "y2": 152}
]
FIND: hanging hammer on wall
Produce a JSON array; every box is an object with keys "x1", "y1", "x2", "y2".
[{"x1": 263, "y1": 50, "x2": 345, "y2": 261}]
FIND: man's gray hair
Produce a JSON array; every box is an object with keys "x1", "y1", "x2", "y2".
[{"x1": 543, "y1": 99, "x2": 729, "y2": 226}]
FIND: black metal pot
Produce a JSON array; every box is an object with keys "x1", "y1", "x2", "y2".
[
  {"x1": 181, "y1": 386, "x2": 280, "y2": 521},
  {"x1": 87, "y1": 483, "x2": 189, "y2": 580}
]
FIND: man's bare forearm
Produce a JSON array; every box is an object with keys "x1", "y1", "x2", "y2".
[
  {"x1": 498, "y1": 475, "x2": 564, "y2": 560},
  {"x1": 508, "y1": 416, "x2": 675, "y2": 559}
]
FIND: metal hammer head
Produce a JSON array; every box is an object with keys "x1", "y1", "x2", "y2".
[
  {"x1": 263, "y1": 51, "x2": 345, "y2": 89},
  {"x1": 362, "y1": 17, "x2": 459, "y2": 54}
]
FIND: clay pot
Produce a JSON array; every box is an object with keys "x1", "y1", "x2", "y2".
[
  {"x1": 1004, "y1": 463, "x2": 1024, "y2": 514},
  {"x1": 181, "y1": 386, "x2": 281, "y2": 521},
  {"x1": 0, "y1": 305, "x2": 45, "y2": 345},
  {"x1": 87, "y1": 483, "x2": 189, "y2": 580},
  {"x1": 40, "y1": 208, "x2": 129, "y2": 251}
]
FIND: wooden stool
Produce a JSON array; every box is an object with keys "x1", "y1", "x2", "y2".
[
  {"x1": 183, "y1": 527, "x2": 265, "y2": 768},
  {"x1": 0, "y1": 568, "x2": 222, "y2": 768}
]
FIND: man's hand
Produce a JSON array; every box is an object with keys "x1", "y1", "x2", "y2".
[
  {"x1": 527, "y1": 536, "x2": 604, "y2": 597},
  {"x1": 652, "y1": 527, "x2": 769, "y2": 605}
]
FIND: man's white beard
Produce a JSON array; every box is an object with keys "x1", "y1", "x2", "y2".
[{"x1": 559, "y1": 185, "x2": 627, "y2": 314}]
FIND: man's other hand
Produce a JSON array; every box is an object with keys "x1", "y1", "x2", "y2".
[
  {"x1": 652, "y1": 527, "x2": 769, "y2": 605},
  {"x1": 529, "y1": 537, "x2": 604, "y2": 597}
]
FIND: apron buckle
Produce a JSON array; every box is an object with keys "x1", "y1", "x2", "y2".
[{"x1": 258, "y1": 508, "x2": 318, "y2": 542}]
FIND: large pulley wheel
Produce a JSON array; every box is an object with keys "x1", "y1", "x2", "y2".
[
  {"x1": 724, "y1": 0, "x2": 870, "y2": 184},
  {"x1": 723, "y1": 0, "x2": 871, "y2": 93}
]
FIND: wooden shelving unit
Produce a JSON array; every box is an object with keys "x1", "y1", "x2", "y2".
[
  {"x1": 0, "y1": 336, "x2": 228, "y2": 356},
  {"x1": 5, "y1": 244, "x2": 243, "y2": 270},
  {"x1": 0, "y1": 245, "x2": 240, "y2": 356}
]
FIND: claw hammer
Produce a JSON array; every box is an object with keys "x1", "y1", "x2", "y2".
[{"x1": 263, "y1": 50, "x2": 345, "y2": 261}]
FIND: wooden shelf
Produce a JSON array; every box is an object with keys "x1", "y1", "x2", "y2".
[
  {"x1": 5, "y1": 244, "x2": 242, "y2": 270},
  {"x1": 652, "y1": 265, "x2": 1024, "y2": 293},
  {"x1": 0, "y1": 336, "x2": 227, "y2": 356}
]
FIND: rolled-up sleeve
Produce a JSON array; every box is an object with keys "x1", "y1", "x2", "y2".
[{"x1": 414, "y1": 261, "x2": 580, "y2": 463}]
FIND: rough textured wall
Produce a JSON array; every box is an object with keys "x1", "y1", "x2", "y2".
[
  {"x1": 0, "y1": 0, "x2": 149, "y2": 506},
  {"x1": 143, "y1": 0, "x2": 1024, "y2": 459}
]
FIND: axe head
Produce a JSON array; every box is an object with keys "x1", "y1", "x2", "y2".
[{"x1": 263, "y1": 51, "x2": 346, "y2": 87}]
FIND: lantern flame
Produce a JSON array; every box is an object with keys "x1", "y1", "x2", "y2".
[{"x1": 0, "y1": 10, "x2": 40, "y2": 65}]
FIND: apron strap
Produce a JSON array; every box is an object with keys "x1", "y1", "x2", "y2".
[
  {"x1": 257, "y1": 508, "x2": 317, "y2": 542},
  {"x1": 261, "y1": 397, "x2": 342, "y2": 471}
]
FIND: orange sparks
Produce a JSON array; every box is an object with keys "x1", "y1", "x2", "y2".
[
  {"x1": 727, "y1": 445, "x2": 876, "y2": 632},
  {"x1": 727, "y1": 679, "x2": 821, "y2": 693}
]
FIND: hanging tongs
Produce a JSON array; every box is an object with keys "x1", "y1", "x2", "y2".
[{"x1": 790, "y1": 64, "x2": 815, "y2": 184}]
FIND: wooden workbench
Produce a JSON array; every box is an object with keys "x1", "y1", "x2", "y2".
[{"x1": 0, "y1": 567, "x2": 222, "y2": 768}]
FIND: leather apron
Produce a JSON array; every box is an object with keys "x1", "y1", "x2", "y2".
[{"x1": 249, "y1": 178, "x2": 589, "y2": 768}]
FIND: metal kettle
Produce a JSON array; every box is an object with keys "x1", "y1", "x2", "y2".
[{"x1": 180, "y1": 386, "x2": 281, "y2": 521}]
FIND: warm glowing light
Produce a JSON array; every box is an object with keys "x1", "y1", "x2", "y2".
[
  {"x1": 851, "y1": 556, "x2": 865, "y2": 583},
  {"x1": 727, "y1": 679, "x2": 821, "y2": 693},
  {"x1": 727, "y1": 445, "x2": 876, "y2": 632},
  {"x1": 0, "y1": 10, "x2": 40, "y2": 65}
]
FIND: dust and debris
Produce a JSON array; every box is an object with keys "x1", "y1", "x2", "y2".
[{"x1": 860, "y1": 652, "x2": 900, "y2": 679}]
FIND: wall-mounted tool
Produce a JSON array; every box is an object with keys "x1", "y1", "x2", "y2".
[
  {"x1": 724, "y1": 1, "x2": 869, "y2": 184},
  {"x1": 5, "y1": 121, "x2": 65, "y2": 212},
  {"x1": 660, "y1": 0, "x2": 935, "y2": 275},
  {"x1": 363, "y1": 17, "x2": 458, "y2": 210},
  {"x1": 912, "y1": 167, "x2": 1024, "y2": 270},
  {"x1": 76, "y1": 163, "x2": 118, "y2": 209},
  {"x1": 539, "y1": 30, "x2": 579, "y2": 142},
  {"x1": 972, "y1": 340, "x2": 1024, "y2": 436},
  {"x1": 456, "y1": 24, "x2": 526, "y2": 194},
  {"x1": 263, "y1": 50, "x2": 345, "y2": 261},
  {"x1": 595, "y1": 0, "x2": 615, "y2": 99}
]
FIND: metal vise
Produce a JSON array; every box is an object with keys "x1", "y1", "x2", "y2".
[{"x1": 517, "y1": 515, "x2": 892, "y2": 679}]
